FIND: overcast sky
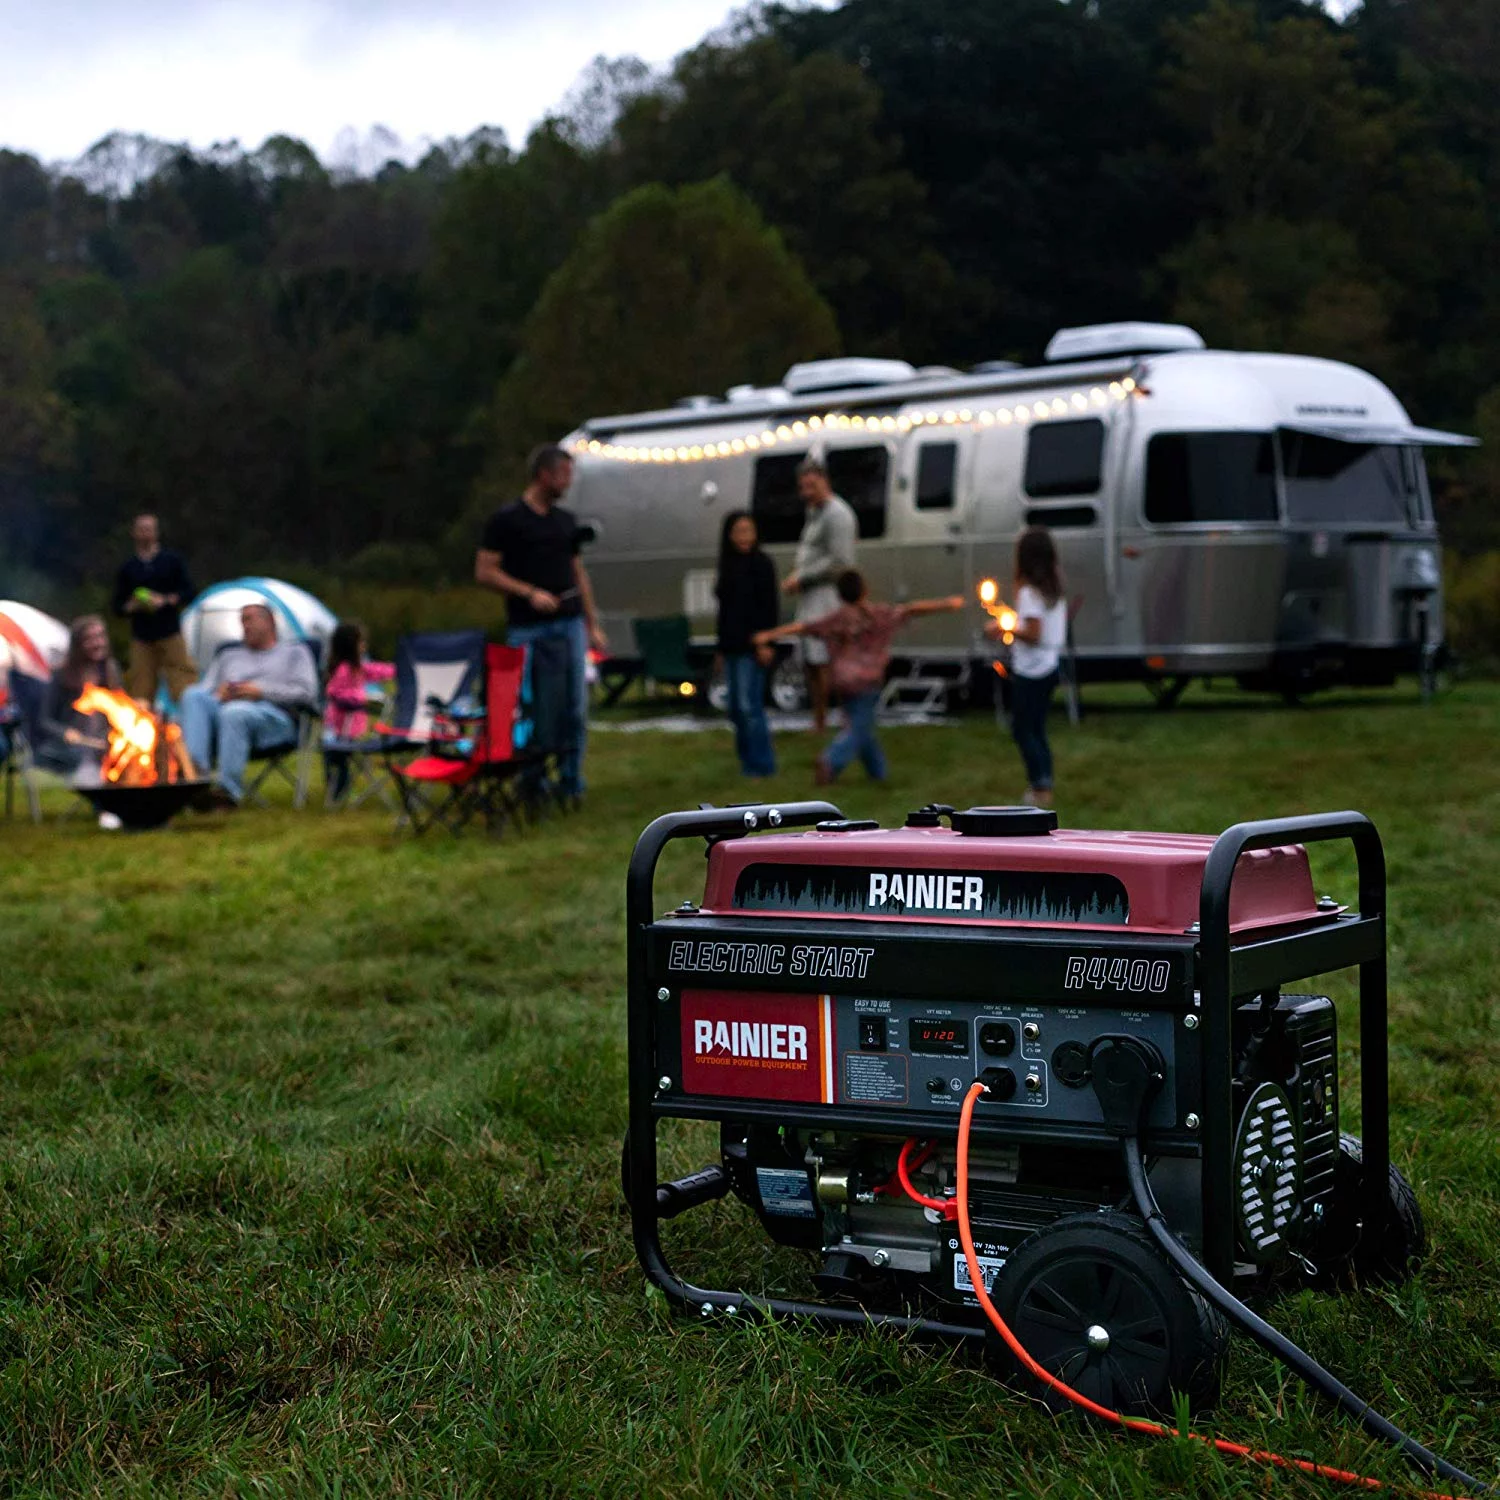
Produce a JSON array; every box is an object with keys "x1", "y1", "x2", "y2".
[{"x1": 0, "y1": 0, "x2": 782, "y2": 167}]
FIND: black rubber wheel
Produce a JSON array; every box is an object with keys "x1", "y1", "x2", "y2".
[
  {"x1": 988, "y1": 1212, "x2": 1228, "y2": 1416},
  {"x1": 1308, "y1": 1133, "x2": 1426, "y2": 1287}
]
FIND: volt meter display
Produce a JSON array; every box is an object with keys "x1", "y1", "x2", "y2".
[{"x1": 908, "y1": 1017, "x2": 970, "y2": 1056}]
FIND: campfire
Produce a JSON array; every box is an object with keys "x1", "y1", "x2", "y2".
[
  {"x1": 69, "y1": 686, "x2": 207, "y2": 829},
  {"x1": 73, "y1": 685, "x2": 199, "y2": 785}
]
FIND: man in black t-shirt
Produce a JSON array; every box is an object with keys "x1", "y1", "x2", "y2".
[
  {"x1": 475, "y1": 443, "x2": 607, "y2": 801},
  {"x1": 111, "y1": 513, "x2": 198, "y2": 703}
]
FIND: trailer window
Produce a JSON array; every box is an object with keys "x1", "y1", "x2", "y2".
[
  {"x1": 827, "y1": 446, "x2": 889, "y2": 538},
  {"x1": 1024, "y1": 419, "x2": 1104, "y2": 497},
  {"x1": 751, "y1": 454, "x2": 806, "y2": 545},
  {"x1": 1281, "y1": 435, "x2": 1416, "y2": 526},
  {"x1": 915, "y1": 442, "x2": 957, "y2": 511},
  {"x1": 1145, "y1": 433, "x2": 1278, "y2": 524},
  {"x1": 752, "y1": 447, "x2": 889, "y2": 544}
]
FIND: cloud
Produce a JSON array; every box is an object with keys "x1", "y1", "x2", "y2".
[{"x1": 0, "y1": 0, "x2": 762, "y2": 164}]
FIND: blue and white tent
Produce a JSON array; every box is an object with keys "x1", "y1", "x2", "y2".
[{"x1": 182, "y1": 577, "x2": 337, "y2": 669}]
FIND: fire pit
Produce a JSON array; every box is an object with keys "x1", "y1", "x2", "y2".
[
  {"x1": 70, "y1": 685, "x2": 206, "y2": 830},
  {"x1": 76, "y1": 779, "x2": 210, "y2": 830}
]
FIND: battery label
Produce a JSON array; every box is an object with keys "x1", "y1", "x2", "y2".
[
  {"x1": 755, "y1": 1167, "x2": 816, "y2": 1218},
  {"x1": 952, "y1": 1250, "x2": 1007, "y2": 1294}
]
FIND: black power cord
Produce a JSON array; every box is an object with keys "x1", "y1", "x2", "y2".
[{"x1": 1087, "y1": 1037, "x2": 1490, "y2": 1496}]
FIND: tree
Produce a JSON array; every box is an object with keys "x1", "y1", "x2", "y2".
[
  {"x1": 479, "y1": 177, "x2": 838, "y2": 494},
  {"x1": 1159, "y1": 0, "x2": 1487, "y2": 419},
  {"x1": 611, "y1": 31, "x2": 953, "y2": 358},
  {"x1": 0, "y1": 278, "x2": 79, "y2": 576},
  {"x1": 771, "y1": 0, "x2": 1197, "y2": 361}
]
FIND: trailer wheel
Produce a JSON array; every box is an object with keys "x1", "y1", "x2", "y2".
[
  {"x1": 1307, "y1": 1133, "x2": 1426, "y2": 1287},
  {"x1": 769, "y1": 652, "x2": 808, "y2": 714},
  {"x1": 987, "y1": 1212, "x2": 1227, "y2": 1416}
]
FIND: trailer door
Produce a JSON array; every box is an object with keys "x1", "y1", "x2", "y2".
[{"x1": 893, "y1": 434, "x2": 969, "y2": 650}]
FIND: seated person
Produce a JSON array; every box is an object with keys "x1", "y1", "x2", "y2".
[
  {"x1": 179, "y1": 603, "x2": 318, "y2": 808},
  {"x1": 36, "y1": 615, "x2": 123, "y2": 789}
]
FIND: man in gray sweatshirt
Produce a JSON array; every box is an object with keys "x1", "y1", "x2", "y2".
[
  {"x1": 179, "y1": 604, "x2": 318, "y2": 806},
  {"x1": 782, "y1": 457, "x2": 858, "y2": 732}
]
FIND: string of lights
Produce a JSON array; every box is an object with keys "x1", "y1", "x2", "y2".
[{"x1": 573, "y1": 378, "x2": 1141, "y2": 465}]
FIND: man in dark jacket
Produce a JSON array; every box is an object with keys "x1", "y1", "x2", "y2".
[{"x1": 112, "y1": 514, "x2": 197, "y2": 703}]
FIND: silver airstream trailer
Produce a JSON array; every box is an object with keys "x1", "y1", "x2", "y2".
[{"x1": 563, "y1": 323, "x2": 1474, "y2": 704}]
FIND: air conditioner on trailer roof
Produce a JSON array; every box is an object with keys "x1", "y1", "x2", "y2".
[
  {"x1": 1044, "y1": 322, "x2": 1205, "y2": 363},
  {"x1": 782, "y1": 357, "x2": 917, "y2": 395}
]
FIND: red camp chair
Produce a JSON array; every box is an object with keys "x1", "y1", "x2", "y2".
[{"x1": 391, "y1": 644, "x2": 536, "y2": 836}]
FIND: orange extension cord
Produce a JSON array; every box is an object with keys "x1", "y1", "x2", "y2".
[{"x1": 885, "y1": 1082, "x2": 1469, "y2": 1499}]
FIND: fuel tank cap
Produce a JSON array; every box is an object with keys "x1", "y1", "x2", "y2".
[{"x1": 949, "y1": 805, "x2": 1058, "y2": 836}]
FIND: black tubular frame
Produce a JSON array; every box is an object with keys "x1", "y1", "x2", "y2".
[
  {"x1": 1197, "y1": 811, "x2": 1387, "y2": 1280},
  {"x1": 628, "y1": 804, "x2": 1390, "y2": 1314},
  {"x1": 627, "y1": 800, "x2": 975, "y2": 1339}
]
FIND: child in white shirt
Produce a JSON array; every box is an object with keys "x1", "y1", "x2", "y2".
[{"x1": 989, "y1": 527, "x2": 1067, "y2": 807}]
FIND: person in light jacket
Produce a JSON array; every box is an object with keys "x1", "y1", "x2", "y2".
[
  {"x1": 781, "y1": 457, "x2": 857, "y2": 734},
  {"x1": 179, "y1": 603, "x2": 318, "y2": 809}
]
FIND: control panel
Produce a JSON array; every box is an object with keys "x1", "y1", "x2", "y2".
[{"x1": 833, "y1": 994, "x2": 1181, "y2": 1130}]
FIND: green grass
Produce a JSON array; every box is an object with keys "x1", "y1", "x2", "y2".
[{"x1": 2, "y1": 681, "x2": 1498, "y2": 1497}]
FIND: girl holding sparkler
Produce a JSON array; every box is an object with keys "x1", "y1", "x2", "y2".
[{"x1": 988, "y1": 527, "x2": 1067, "y2": 808}]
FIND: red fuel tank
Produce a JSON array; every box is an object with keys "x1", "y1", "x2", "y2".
[{"x1": 701, "y1": 808, "x2": 1329, "y2": 937}]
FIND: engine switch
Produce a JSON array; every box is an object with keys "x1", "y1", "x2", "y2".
[{"x1": 858, "y1": 1016, "x2": 888, "y2": 1051}]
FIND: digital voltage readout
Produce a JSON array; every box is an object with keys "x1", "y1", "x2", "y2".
[{"x1": 909, "y1": 1018, "x2": 971, "y2": 1055}]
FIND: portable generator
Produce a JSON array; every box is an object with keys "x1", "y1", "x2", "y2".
[{"x1": 626, "y1": 802, "x2": 1480, "y2": 1493}]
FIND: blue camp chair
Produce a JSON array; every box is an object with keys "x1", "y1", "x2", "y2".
[{"x1": 372, "y1": 629, "x2": 486, "y2": 813}]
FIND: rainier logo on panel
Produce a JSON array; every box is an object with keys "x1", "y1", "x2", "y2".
[
  {"x1": 693, "y1": 1018, "x2": 808, "y2": 1062},
  {"x1": 679, "y1": 990, "x2": 834, "y2": 1103}
]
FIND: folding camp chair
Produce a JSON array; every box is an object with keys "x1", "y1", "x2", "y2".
[
  {"x1": 2, "y1": 672, "x2": 44, "y2": 823},
  {"x1": 371, "y1": 629, "x2": 486, "y2": 811},
  {"x1": 221, "y1": 638, "x2": 324, "y2": 810},
  {"x1": 632, "y1": 615, "x2": 706, "y2": 703},
  {"x1": 391, "y1": 643, "x2": 537, "y2": 836}
]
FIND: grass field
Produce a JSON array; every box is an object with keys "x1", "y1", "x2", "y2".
[{"x1": 2, "y1": 683, "x2": 1498, "y2": 1497}]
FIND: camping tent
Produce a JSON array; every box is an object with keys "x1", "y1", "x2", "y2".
[
  {"x1": 181, "y1": 578, "x2": 338, "y2": 668},
  {"x1": 0, "y1": 600, "x2": 68, "y2": 682}
]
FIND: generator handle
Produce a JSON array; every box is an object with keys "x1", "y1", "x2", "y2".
[
  {"x1": 626, "y1": 801, "x2": 844, "y2": 936},
  {"x1": 626, "y1": 800, "x2": 842, "y2": 1309},
  {"x1": 1198, "y1": 811, "x2": 1387, "y2": 1284}
]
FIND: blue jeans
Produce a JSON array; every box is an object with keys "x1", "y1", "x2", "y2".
[
  {"x1": 723, "y1": 653, "x2": 775, "y2": 776},
  {"x1": 824, "y1": 689, "x2": 886, "y2": 781},
  {"x1": 508, "y1": 614, "x2": 589, "y2": 798},
  {"x1": 180, "y1": 686, "x2": 296, "y2": 801},
  {"x1": 1009, "y1": 670, "x2": 1057, "y2": 790}
]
